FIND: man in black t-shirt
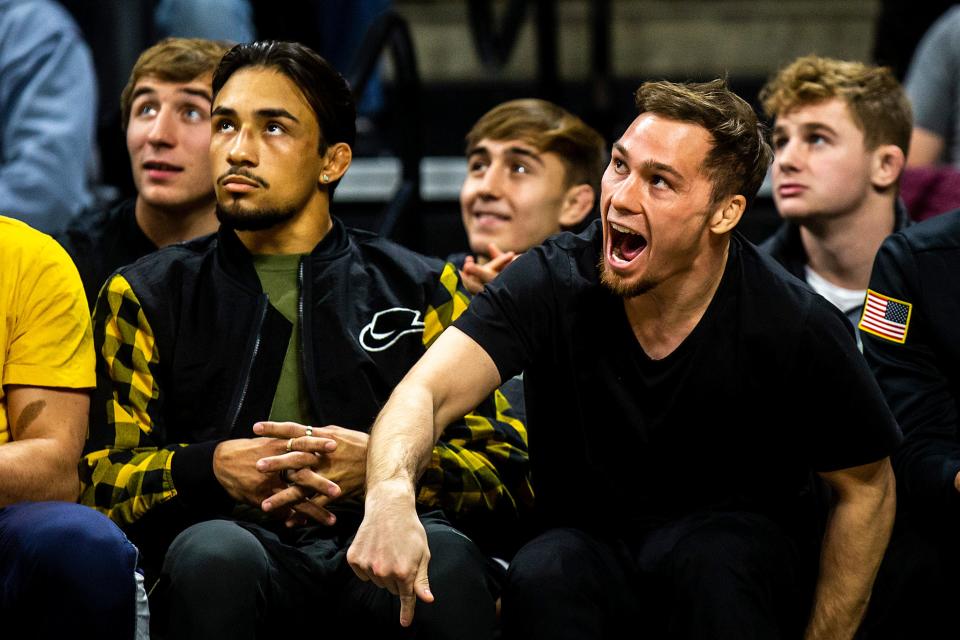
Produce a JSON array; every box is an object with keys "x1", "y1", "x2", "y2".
[{"x1": 349, "y1": 79, "x2": 901, "y2": 639}]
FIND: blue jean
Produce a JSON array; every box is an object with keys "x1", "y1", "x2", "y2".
[{"x1": 0, "y1": 501, "x2": 146, "y2": 639}]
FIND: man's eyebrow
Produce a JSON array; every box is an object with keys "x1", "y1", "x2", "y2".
[
  {"x1": 773, "y1": 121, "x2": 838, "y2": 137},
  {"x1": 641, "y1": 159, "x2": 685, "y2": 182},
  {"x1": 256, "y1": 108, "x2": 299, "y2": 122},
  {"x1": 799, "y1": 121, "x2": 838, "y2": 136},
  {"x1": 466, "y1": 146, "x2": 490, "y2": 157},
  {"x1": 612, "y1": 143, "x2": 684, "y2": 181},
  {"x1": 504, "y1": 146, "x2": 545, "y2": 166},
  {"x1": 210, "y1": 107, "x2": 300, "y2": 123},
  {"x1": 180, "y1": 87, "x2": 212, "y2": 102},
  {"x1": 466, "y1": 145, "x2": 544, "y2": 166},
  {"x1": 130, "y1": 86, "x2": 157, "y2": 102}
]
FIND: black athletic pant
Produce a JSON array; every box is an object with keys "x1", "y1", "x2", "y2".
[
  {"x1": 502, "y1": 511, "x2": 811, "y2": 640},
  {"x1": 152, "y1": 514, "x2": 500, "y2": 639},
  {"x1": 858, "y1": 514, "x2": 960, "y2": 639}
]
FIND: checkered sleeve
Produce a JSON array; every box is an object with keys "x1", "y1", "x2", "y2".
[
  {"x1": 415, "y1": 263, "x2": 534, "y2": 519},
  {"x1": 79, "y1": 274, "x2": 183, "y2": 526}
]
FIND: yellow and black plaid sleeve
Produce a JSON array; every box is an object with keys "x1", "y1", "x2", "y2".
[
  {"x1": 80, "y1": 275, "x2": 183, "y2": 526},
  {"x1": 415, "y1": 263, "x2": 533, "y2": 519}
]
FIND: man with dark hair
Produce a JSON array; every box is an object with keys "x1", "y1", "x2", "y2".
[
  {"x1": 59, "y1": 37, "x2": 230, "y2": 308},
  {"x1": 455, "y1": 98, "x2": 605, "y2": 293},
  {"x1": 760, "y1": 56, "x2": 911, "y2": 334},
  {"x1": 349, "y1": 78, "x2": 901, "y2": 639},
  {"x1": 81, "y1": 40, "x2": 528, "y2": 639}
]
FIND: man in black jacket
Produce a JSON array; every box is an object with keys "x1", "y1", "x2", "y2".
[
  {"x1": 81, "y1": 41, "x2": 529, "y2": 639},
  {"x1": 860, "y1": 210, "x2": 960, "y2": 637},
  {"x1": 59, "y1": 37, "x2": 228, "y2": 308},
  {"x1": 760, "y1": 56, "x2": 911, "y2": 331}
]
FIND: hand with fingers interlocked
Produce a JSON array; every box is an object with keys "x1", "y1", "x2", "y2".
[
  {"x1": 252, "y1": 421, "x2": 370, "y2": 526},
  {"x1": 212, "y1": 434, "x2": 339, "y2": 510}
]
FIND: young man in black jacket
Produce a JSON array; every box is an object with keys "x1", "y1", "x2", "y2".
[
  {"x1": 59, "y1": 38, "x2": 228, "y2": 308},
  {"x1": 860, "y1": 210, "x2": 960, "y2": 637},
  {"x1": 81, "y1": 41, "x2": 529, "y2": 639},
  {"x1": 760, "y1": 56, "x2": 911, "y2": 331}
]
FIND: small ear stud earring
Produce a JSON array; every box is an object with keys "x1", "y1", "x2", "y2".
[{"x1": 322, "y1": 174, "x2": 330, "y2": 183}]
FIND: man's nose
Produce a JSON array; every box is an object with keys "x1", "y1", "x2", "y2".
[
  {"x1": 147, "y1": 109, "x2": 176, "y2": 147},
  {"x1": 226, "y1": 128, "x2": 257, "y2": 167}
]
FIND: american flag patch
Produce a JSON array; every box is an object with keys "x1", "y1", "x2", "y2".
[{"x1": 859, "y1": 289, "x2": 912, "y2": 344}]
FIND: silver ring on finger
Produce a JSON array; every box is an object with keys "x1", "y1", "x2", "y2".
[
  {"x1": 304, "y1": 425, "x2": 313, "y2": 438},
  {"x1": 286, "y1": 437, "x2": 295, "y2": 453}
]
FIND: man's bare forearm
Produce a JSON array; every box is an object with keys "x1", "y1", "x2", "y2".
[
  {"x1": 366, "y1": 380, "x2": 440, "y2": 497},
  {"x1": 0, "y1": 438, "x2": 79, "y2": 505},
  {"x1": 805, "y1": 462, "x2": 896, "y2": 639}
]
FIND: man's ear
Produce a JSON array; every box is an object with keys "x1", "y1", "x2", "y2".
[
  {"x1": 870, "y1": 144, "x2": 905, "y2": 190},
  {"x1": 709, "y1": 194, "x2": 746, "y2": 235},
  {"x1": 319, "y1": 142, "x2": 353, "y2": 187},
  {"x1": 558, "y1": 184, "x2": 595, "y2": 227}
]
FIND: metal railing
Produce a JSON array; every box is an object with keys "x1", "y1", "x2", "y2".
[{"x1": 346, "y1": 11, "x2": 422, "y2": 240}]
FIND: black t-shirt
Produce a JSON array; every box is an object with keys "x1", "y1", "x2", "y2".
[{"x1": 455, "y1": 221, "x2": 901, "y2": 535}]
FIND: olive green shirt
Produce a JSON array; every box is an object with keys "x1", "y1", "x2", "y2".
[{"x1": 252, "y1": 253, "x2": 314, "y2": 426}]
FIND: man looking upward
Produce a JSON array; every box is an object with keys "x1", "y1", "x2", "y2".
[
  {"x1": 59, "y1": 38, "x2": 229, "y2": 307},
  {"x1": 82, "y1": 41, "x2": 528, "y2": 639},
  {"x1": 349, "y1": 79, "x2": 900, "y2": 639},
  {"x1": 760, "y1": 56, "x2": 911, "y2": 330}
]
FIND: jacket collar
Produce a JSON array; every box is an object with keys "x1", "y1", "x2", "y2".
[
  {"x1": 215, "y1": 216, "x2": 352, "y2": 289},
  {"x1": 765, "y1": 198, "x2": 911, "y2": 280}
]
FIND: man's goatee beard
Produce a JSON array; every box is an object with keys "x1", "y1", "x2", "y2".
[
  {"x1": 598, "y1": 257, "x2": 654, "y2": 298},
  {"x1": 216, "y1": 202, "x2": 297, "y2": 231}
]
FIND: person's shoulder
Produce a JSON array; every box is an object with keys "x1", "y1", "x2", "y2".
[
  {"x1": 527, "y1": 219, "x2": 602, "y2": 279},
  {"x1": 892, "y1": 208, "x2": 960, "y2": 255},
  {"x1": 1, "y1": 215, "x2": 72, "y2": 264},
  {"x1": 58, "y1": 198, "x2": 134, "y2": 247},
  {"x1": 114, "y1": 229, "x2": 218, "y2": 288},
  {"x1": 347, "y1": 226, "x2": 450, "y2": 276},
  {"x1": 757, "y1": 222, "x2": 791, "y2": 257},
  {"x1": 736, "y1": 234, "x2": 836, "y2": 327}
]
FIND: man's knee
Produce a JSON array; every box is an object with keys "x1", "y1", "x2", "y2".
[
  {"x1": 4, "y1": 502, "x2": 138, "y2": 596},
  {"x1": 665, "y1": 514, "x2": 797, "y2": 593},
  {"x1": 162, "y1": 520, "x2": 270, "y2": 595},
  {"x1": 413, "y1": 519, "x2": 499, "y2": 639},
  {"x1": 655, "y1": 513, "x2": 805, "y2": 638},
  {"x1": 507, "y1": 528, "x2": 612, "y2": 596},
  {"x1": 0, "y1": 501, "x2": 142, "y2": 638}
]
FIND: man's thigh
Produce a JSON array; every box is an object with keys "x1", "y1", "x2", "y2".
[
  {"x1": 501, "y1": 527, "x2": 637, "y2": 640},
  {"x1": 635, "y1": 511, "x2": 809, "y2": 640}
]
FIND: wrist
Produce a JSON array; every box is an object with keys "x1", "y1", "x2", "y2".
[{"x1": 366, "y1": 477, "x2": 417, "y2": 505}]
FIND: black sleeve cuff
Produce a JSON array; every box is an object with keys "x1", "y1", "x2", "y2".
[{"x1": 170, "y1": 441, "x2": 234, "y2": 515}]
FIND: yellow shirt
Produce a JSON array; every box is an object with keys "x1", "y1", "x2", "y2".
[{"x1": 0, "y1": 216, "x2": 94, "y2": 444}]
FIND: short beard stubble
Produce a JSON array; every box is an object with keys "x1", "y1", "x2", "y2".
[
  {"x1": 216, "y1": 201, "x2": 297, "y2": 231},
  {"x1": 599, "y1": 257, "x2": 655, "y2": 298}
]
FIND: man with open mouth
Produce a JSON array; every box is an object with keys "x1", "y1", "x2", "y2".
[{"x1": 349, "y1": 78, "x2": 902, "y2": 640}]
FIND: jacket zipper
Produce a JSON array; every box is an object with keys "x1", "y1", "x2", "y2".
[{"x1": 229, "y1": 294, "x2": 269, "y2": 432}]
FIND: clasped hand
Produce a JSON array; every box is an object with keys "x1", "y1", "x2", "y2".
[{"x1": 252, "y1": 421, "x2": 369, "y2": 526}]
